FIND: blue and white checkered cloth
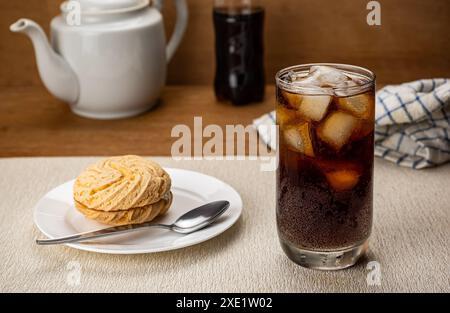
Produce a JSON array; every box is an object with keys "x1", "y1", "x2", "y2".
[{"x1": 253, "y1": 79, "x2": 450, "y2": 169}]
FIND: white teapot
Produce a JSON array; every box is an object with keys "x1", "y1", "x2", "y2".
[{"x1": 10, "y1": 0, "x2": 188, "y2": 119}]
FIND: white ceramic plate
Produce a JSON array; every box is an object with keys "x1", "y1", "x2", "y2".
[{"x1": 33, "y1": 168, "x2": 242, "y2": 254}]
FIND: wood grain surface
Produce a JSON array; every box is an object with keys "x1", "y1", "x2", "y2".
[
  {"x1": 0, "y1": 85, "x2": 277, "y2": 156},
  {"x1": 0, "y1": 0, "x2": 449, "y2": 88}
]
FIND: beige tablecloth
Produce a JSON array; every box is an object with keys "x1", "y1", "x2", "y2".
[{"x1": 0, "y1": 157, "x2": 449, "y2": 293}]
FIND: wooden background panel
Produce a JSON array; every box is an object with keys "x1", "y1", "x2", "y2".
[
  {"x1": 0, "y1": 0, "x2": 449, "y2": 88},
  {"x1": 0, "y1": 85, "x2": 276, "y2": 156}
]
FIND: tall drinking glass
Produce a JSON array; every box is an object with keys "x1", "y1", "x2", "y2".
[{"x1": 275, "y1": 63, "x2": 375, "y2": 270}]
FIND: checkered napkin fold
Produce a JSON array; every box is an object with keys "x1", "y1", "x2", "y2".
[{"x1": 253, "y1": 79, "x2": 450, "y2": 169}]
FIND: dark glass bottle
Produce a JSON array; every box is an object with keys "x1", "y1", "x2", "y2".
[{"x1": 213, "y1": 0, "x2": 265, "y2": 105}]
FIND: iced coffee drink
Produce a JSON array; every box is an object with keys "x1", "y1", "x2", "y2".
[{"x1": 276, "y1": 64, "x2": 375, "y2": 270}]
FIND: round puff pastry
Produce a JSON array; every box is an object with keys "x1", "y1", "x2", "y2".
[{"x1": 73, "y1": 155, "x2": 172, "y2": 225}]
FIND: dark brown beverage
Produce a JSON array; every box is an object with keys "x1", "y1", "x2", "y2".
[
  {"x1": 275, "y1": 64, "x2": 375, "y2": 270},
  {"x1": 213, "y1": 6, "x2": 265, "y2": 105}
]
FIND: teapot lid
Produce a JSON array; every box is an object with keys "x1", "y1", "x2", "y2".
[{"x1": 61, "y1": 0, "x2": 150, "y2": 15}]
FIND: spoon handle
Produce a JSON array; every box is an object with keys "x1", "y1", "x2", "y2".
[{"x1": 36, "y1": 222, "x2": 172, "y2": 245}]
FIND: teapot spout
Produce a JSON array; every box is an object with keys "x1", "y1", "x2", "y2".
[{"x1": 10, "y1": 19, "x2": 79, "y2": 104}]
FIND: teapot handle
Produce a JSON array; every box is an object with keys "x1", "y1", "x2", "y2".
[{"x1": 154, "y1": 0, "x2": 188, "y2": 63}]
